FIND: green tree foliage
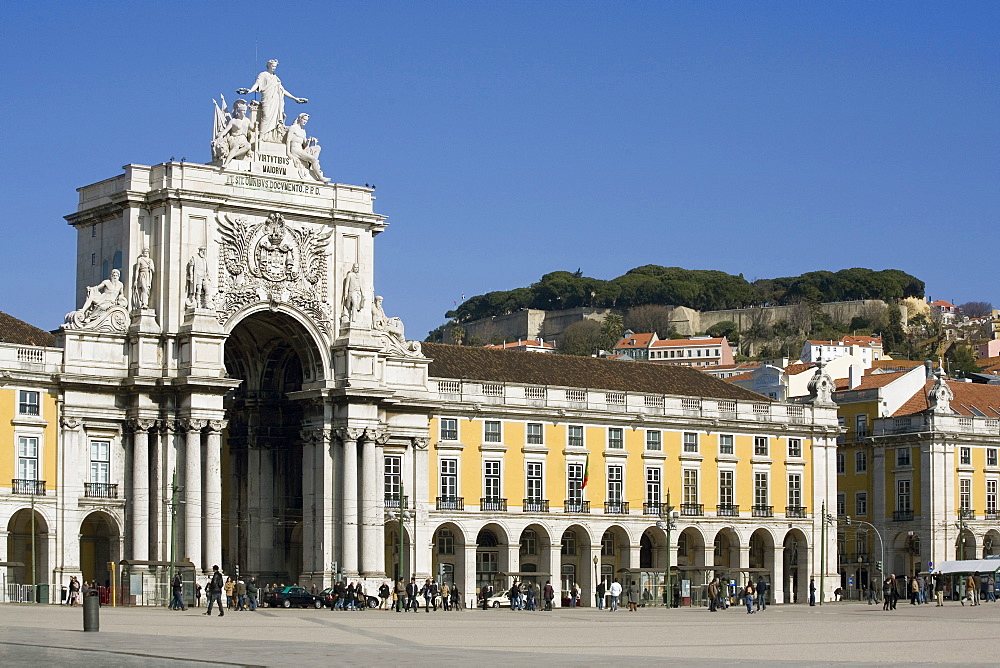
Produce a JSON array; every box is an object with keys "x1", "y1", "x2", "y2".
[
  {"x1": 946, "y1": 344, "x2": 981, "y2": 377},
  {"x1": 600, "y1": 313, "x2": 625, "y2": 350},
  {"x1": 559, "y1": 320, "x2": 605, "y2": 356},
  {"x1": 706, "y1": 320, "x2": 740, "y2": 344}
]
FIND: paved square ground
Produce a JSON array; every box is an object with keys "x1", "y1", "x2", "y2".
[{"x1": 0, "y1": 600, "x2": 996, "y2": 666}]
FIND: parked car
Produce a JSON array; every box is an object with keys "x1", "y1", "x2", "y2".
[{"x1": 263, "y1": 586, "x2": 324, "y2": 609}]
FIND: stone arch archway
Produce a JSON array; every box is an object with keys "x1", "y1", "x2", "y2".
[
  {"x1": 782, "y1": 528, "x2": 808, "y2": 604},
  {"x1": 7, "y1": 508, "x2": 49, "y2": 587},
  {"x1": 80, "y1": 511, "x2": 121, "y2": 587},
  {"x1": 431, "y1": 522, "x2": 466, "y2": 590},
  {"x1": 476, "y1": 523, "x2": 511, "y2": 592},
  {"x1": 223, "y1": 310, "x2": 326, "y2": 583},
  {"x1": 560, "y1": 524, "x2": 593, "y2": 606},
  {"x1": 984, "y1": 530, "x2": 1000, "y2": 558}
]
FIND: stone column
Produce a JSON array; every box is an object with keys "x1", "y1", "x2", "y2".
[
  {"x1": 771, "y1": 545, "x2": 785, "y2": 604},
  {"x1": 314, "y1": 429, "x2": 335, "y2": 586},
  {"x1": 545, "y1": 539, "x2": 562, "y2": 607},
  {"x1": 183, "y1": 419, "x2": 206, "y2": 570},
  {"x1": 130, "y1": 419, "x2": 156, "y2": 562},
  {"x1": 300, "y1": 429, "x2": 317, "y2": 578},
  {"x1": 463, "y1": 542, "x2": 479, "y2": 609},
  {"x1": 412, "y1": 438, "x2": 432, "y2": 580},
  {"x1": 157, "y1": 420, "x2": 177, "y2": 561},
  {"x1": 360, "y1": 431, "x2": 383, "y2": 577},
  {"x1": 148, "y1": 421, "x2": 162, "y2": 561},
  {"x1": 204, "y1": 420, "x2": 226, "y2": 572},
  {"x1": 340, "y1": 429, "x2": 362, "y2": 577}
]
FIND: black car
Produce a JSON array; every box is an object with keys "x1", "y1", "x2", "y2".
[{"x1": 264, "y1": 586, "x2": 324, "y2": 609}]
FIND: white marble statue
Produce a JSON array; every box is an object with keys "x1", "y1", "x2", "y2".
[
  {"x1": 341, "y1": 263, "x2": 364, "y2": 324},
  {"x1": 285, "y1": 113, "x2": 330, "y2": 183},
  {"x1": 132, "y1": 248, "x2": 155, "y2": 310},
  {"x1": 186, "y1": 247, "x2": 212, "y2": 308},
  {"x1": 236, "y1": 59, "x2": 307, "y2": 143},
  {"x1": 212, "y1": 98, "x2": 253, "y2": 167},
  {"x1": 64, "y1": 268, "x2": 129, "y2": 330},
  {"x1": 806, "y1": 358, "x2": 836, "y2": 405},
  {"x1": 371, "y1": 295, "x2": 422, "y2": 356}
]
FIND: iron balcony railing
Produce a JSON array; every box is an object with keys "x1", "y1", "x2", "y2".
[
  {"x1": 752, "y1": 504, "x2": 774, "y2": 518},
  {"x1": 564, "y1": 499, "x2": 590, "y2": 514},
  {"x1": 893, "y1": 510, "x2": 914, "y2": 522},
  {"x1": 985, "y1": 510, "x2": 998, "y2": 520},
  {"x1": 958, "y1": 508, "x2": 976, "y2": 520},
  {"x1": 643, "y1": 502, "x2": 663, "y2": 516},
  {"x1": 480, "y1": 497, "x2": 507, "y2": 512},
  {"x1": 604, "y1": 501, "x2": 629, "y2": 515},
  {"x1": 522, "y1": 498, "x2": 549, "y2": 513},
  {"x1": 785, "y1": 505, "x2": 808, "y2": 518},
  {"x1": 716, "y1": 504, "x2": 739, "y2": 517},
  {"x1": 384, "y1": 494, "x2": 409, "y2": 509},
  {"x1": 680, "y1": 503, "x2": 704, "y2": 517},
  {"x1": 84, "y1": 482, "x2": 118, "y2": 499},
  {"x1": 12, "y1": 479, "x2": 46, "y2": 496},
  {"x1": 436, "y1": 496, "x2": 464, "y2": 511}
]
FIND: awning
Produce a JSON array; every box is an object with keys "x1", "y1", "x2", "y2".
[{"x1": 932, "y1": 558, "x2": 1000, "y2": 574}]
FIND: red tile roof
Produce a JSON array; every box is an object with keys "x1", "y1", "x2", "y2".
[
  {"x1": 782, "y1": 363, "x2": 816, "y2": 376},
  {"x1": 892, "y1": 380, "x2": 1000, "y2": 417},
  {"x1": 614, "y1": 333, "x2": 656, "y2": 349},
  {"x1": 0, "y1": 311, "x2": 55, "y2": 347},
  {"x1": 871, "y1": 360, "x2": 925, "y2": 372},
  {"x1": 650, "y1": 337, "x2": 726, "y2": 348},
  {"x1": 483, "y1": 338, "x2": 554, "y2": 350}
]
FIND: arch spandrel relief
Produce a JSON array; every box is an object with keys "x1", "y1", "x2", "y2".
[{"x1": 217, "y1": 211, "x2": 334, "y2": 334}]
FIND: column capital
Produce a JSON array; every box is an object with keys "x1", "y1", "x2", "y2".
[
  {"x1": 159, "y1": 419, "x2": 178, "y2": 434},
  {"x1": 60, "y1": 416, "x2": 82, "y2": 430},
  {"x1": 207, "y1": 419, "x2": 229, "y2": 433},
  {"x1": 335, "y1": 427, "x2": 365, "y2": 443},
  {"x1": 182, "y1": 418, "x2": 209, "y2": 432},
  {"x1": 412, "y1": 437, "x2": 429, "y2": 450},
  {"x1": 128, "y1": 418, "x2": 158, "y2": 433}
]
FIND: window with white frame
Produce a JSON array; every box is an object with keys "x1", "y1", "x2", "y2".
[
  {"x1": 896, "y1": 447, "x2": 911, "y2": 467},
  {"x1": 960, "y1": 478, "x2": 971, "y2": 510},
  {"x1": 484, "y1": 421, "x2": 501, "y2": 443},
  {"x1": 601, "y1": 532, "x2": 615, "y2": 556},
  {"x1": 520, "y1": 529, "x2": 537, "y2": 555},
  {"x1": 719, "y1": 470, "x2": 734, "y2": 506},
  {"x1": 856, "y1": 491, "x2": 867, "y2": 516},
  {"x1": 836, "y1": 492, "x2": 846, "y2": 516},
  {"x1": 607, "y1": 465, "x2": 623, "y2": 503},
  {"x1": 855, "y1": 450, "x2": 868, "y2": 473},
  {"x1": 754, "y1": 436, "x2": 768, "y2": 456},
  {"x1": 787, "y1": 473, "x2": 802, "y2": 508},
  {"x1": 646, "y1": 468, "x2": 661, "y2": 506},
  {"x1": 526, "y1": 423, "x2": 543, "y2": 445},
  {"x1": 855, "y1": 414, "x2": 868, "y2": 438},
  {"x1": 440, "y1": 418, "x2": 458, "y2": 441},
  {"x1": 17, "y1": 436, "x2": 39, "y2": 480},
  {"x1": 90, "y1": 440, "x2": 110, "y2": 483},
  {"x1": 568, "y1": 425, "x2": 584, "y2": 448},
  {"x1": 561, "y1": 530, "x2": 577, "y2": 555},
  {"x1": 719, "y1": 434, "x2": 734, "y2": 455},
  {"x1": 897, "y1": 479, "x2": 911, "y2": 512},
  {"x1": 384, "y1": 455, "x2": 402, "y2": 500},
  {"x1": 754, "y1": 472, "x2": 768, "y2": 507},
  {"x1": 437, "y1": 528, "x2": 455, "y2": 554},
  {"x1": 607, "y1": 427, "x2": 624, "y2": 449},
  {"x1": 526, "y1": 462, "x2": 543, "y2": 501},
  {"x1": 18, "y1": 390, "x2": 40, "y2": 416},
  {"x1": 484, "y1": 460, "x2": 501, "y2": 499},
  {"x1": 988, "y1": 448, "x2": 998, "y2": 467},
  {"x1": 567, "y1": 463, "x2": 584, "y2": 501},
  {"x1": 439, "y1": 458, "x2": 458, "y2": 499},
  {"x1": 645, "y1": 430, "x2": 661, "y2": 451},
  {"x1": 959, "y1": 447, "x2": 971, "y2": 466},
  {"x1": 837, "y1": 451, "x2": 845, "y2": 474},
  {"x1": 683, "y1": 432, "x2": 698, "y2": 453},
  {"x1": 788, "y1": 438, "x2": 802, "y2": 458},
  {"x1": 987, "y1": 479, "x2": 997, "y2": 513},
  {"x1": 683, "y1": 469, "x2": 698, "y2": 504}
]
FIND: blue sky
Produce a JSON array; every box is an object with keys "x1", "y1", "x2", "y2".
[{"x1": 1, "y1": 1, "x2": 997, "y2": 339}]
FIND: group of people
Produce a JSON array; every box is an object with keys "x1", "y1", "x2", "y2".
[
  {"x1": 705, "y1": 576, "x2": 769, "y2": 614},
  {"x1": 876, "y1": 571, "x2": 996, "y2": 610},
  {"x1": 388, "y1": 577, "x2": 462, "y2": 612},
  {"x1": 595, "y1": 579, "x2": 641, "y2": 612}
]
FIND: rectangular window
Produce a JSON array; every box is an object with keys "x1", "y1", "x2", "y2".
[
  {"x1": 484, "y1": 460, "x2": 501, "y2": 499},
  {"x1": 788, "y1": 438, "x2": 802, "y2": 458},
  {"x1": 855, "y1": 414, "x2": 868, "y2": 438},
  {"x1": 90, "y1": 439, "x2": 110, "y2": 483},
  {"x1": 719, "y1": 470, "x2": 734, "y2": 506},
  {"x1": 683, "y1": 432, "x2": 698, "y2": 453},
  {"x1": 568, "y1": 425, "x2": 584, "y2": 448},
  {"x1": 607, "y1": 427, "x2": 624, "y2": 450},
  {"x1": 439, "y1": 458, "x2": 458, "y2": 499},
  {"x1": 440, "y1": 418, "x2": 458, "y2": 441},
  {"x1": 17, "y1": 436, "x2": 39, "y2": 480},
  {"x1": 683, "y1": 469, "x2": 698, "y2": 504},
  {"x1": 987, "y1": 479, "x2": 997, "y2": 512},
  {"x1": 645, "y1": 430, "x2": 661, "y2": 451},
  {"x1": 836, "y1": 492, "x2": 846, "y2": 517},
  {"x1": 837, "y1": 452, "x2": 845, "y2": 475},
  {"x1": 856, "y1": 491, "x2": 868, "y2": 516},
  {"x1": 754, "y1": 472, "x2": 768, "y2": 507},
  {"x1": 787, "y1": 473, "x2": 801, "y2": 508},
  {"x1": 18, "y1": 390, "x2": 40, "y2": 416},
  {"x1": 754, "y1": 436, "x2": 769, "y2": 457},
  {"x1": 526, "y1": 462, "x2": 543, "y2": 501},
  {"x1": 897, "y1": 479, "x2": 911, "y2": 512},
  {"x1": 608, "y1": 465, "x2": 623, "y2": 503},
  {"x1": 959, "y1": 479, "x2": 971, "y2": 510},
  {"x1": 567, "y1": 463, "x2": 584, "y2": 501},
  {"x1": 959, "y1": 447, "x2": 971, "y2": 466},
  {"x1": 719, "y1": 434, "x2": 734, "y2": 455},
  {"x1": 646, "y1": 468, "x2": 661, "y2": 506},
  {"x1": 384, "y1": 455, "x2": 401, "y2": 499},
  {"x1": 988, "y1": 448, "x2": 998, "y2": 467},
  {"x1": 896, "y1": 447, "x2": 911, "y2": 467},
  {"x1": 526, "y1": 423, "x2": 543, "y2": 445},
  {"x1": 855, "y1": 450, "x2": 868, "y2": 473},
  {"x1": 484, "y1": 420, "x2": 501, "y2": 443}
]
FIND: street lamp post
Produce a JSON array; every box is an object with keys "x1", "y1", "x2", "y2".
[
  {"x1": 655, "y1": 489, "x2": 677, "y2": 608},
  {"x1": 592, "y1": 555, "x2": 599, "y2": 608},
  {"x1": 844, "y1": 516, "x2": 884, "y2": 583}
]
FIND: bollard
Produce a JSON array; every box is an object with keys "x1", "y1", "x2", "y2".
[{"x1": 83, "y1": 588, "x2": 100, "y2": 632}]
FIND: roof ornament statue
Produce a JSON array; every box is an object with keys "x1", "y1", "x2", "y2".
[
  {"x1": 806, "y1": 354, "x2": 836, "y2": 406},
  {"x1": 63, "y1": 269, "x2": 129, "y2": 332},
  {"x1": 928, "y1": 364, "x2": 953, "y2": 414}
]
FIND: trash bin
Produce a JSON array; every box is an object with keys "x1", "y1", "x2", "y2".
[
  {"x1": 83, "y1": 588, "x2": 100, "y2": 632},
  {"x1": 36, "y1": 583, "x2": 50, "y2": 604}
]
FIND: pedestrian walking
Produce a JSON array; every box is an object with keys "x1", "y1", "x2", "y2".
[
  {"x1": 205, "y1": 565, "x2": 225, "y2": 617},
  {"x1": 708, "y1": 578, "x2": 718, "y2": 612},
  {"x1": 909, "y1": 575, "x2": 919, "y2": 605},
  {"x1": 596, "y1": 579, "x2": 606, "y2": 610},
  {"x1": 394, "y1": 577, "x2": 406, "y2": 612},
  {"x1": 170, "y1": 572, "x2": 186, "y2": 610},
  {"x1": 986, "y1": 574, "x2": 995, "y2": 602},
  {"x1": 627, "y1": 580, "x2": 640, "y2": 612},
  {"x1": 480, "y1": 583, "x2": 491, "y2": 610},
  {"x1": 525, "y1": 582, "x2": 536, "y2": 611},
  {"x1": 608, "y1": 579, "x2": 622, "y2": 612},
  {"x1": 407, "y1": 578, "x2": 420, "y2": 612},
  {"x1": 195, "y1": 582, "x2": 203, "y2": 608},
  {"x1": 808, "y1": 578, "x2": 816, "y2": 606},
  {"x1": 451, "y1": 583, "x2": 463, "y2": 611},
  {"x1": 570, "y1": 583, "x2": 580, "y2": 607},
  {"x1": 756, "y1": 577, "x2": 768, "y2": 611},
  {"x1": 236, "y1": 579, "x2": 247, "y2": 611},
  {"x1": 224, "y1": 577, "x2": 235, "y2": 610},
  {"x1": 934, "y1": 573, "x2": 944, "y2": 606},
  {"x1": 440, "y1": 581, "x2": 451, "y2": 611},
  {"x1": 379, "y1": 581, "x2": 391, "y2": 610},
  {"x1": 745, "y1": 581, "x2": 756, "y2": 614},
  {"x1": 247, "y1": 577, "x2": 257, "y2": 611}
]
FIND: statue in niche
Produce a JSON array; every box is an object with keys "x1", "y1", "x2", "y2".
[
  {"x1": 285, "y1": 113, "x2": 330, "y2": 183},
  {"x1": 186, "y1": 247, "x2": 212, "y2": 308},
  {"x1": 211, "y1": 98, "x2": 253, "y2": 168},
  {"x1": 64, "y1": 269, "x2": 129, "y2": 330},
  {"x1": 132, "y1": 248, "x2": 155, "y2": 310},
  {"x1": 341, "y1": 263, "x2": 365, "y2": 324},
  {"x1": 371, "y1": 295, "x2": 422, "y2": 357},
  {"x1": 236, "y1": 59, "x2": 307, "y2": 143}
]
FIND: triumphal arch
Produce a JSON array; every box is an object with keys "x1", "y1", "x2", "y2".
[{"x1": 58, "y1": 61, "x2": 433, "y2": 587}]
